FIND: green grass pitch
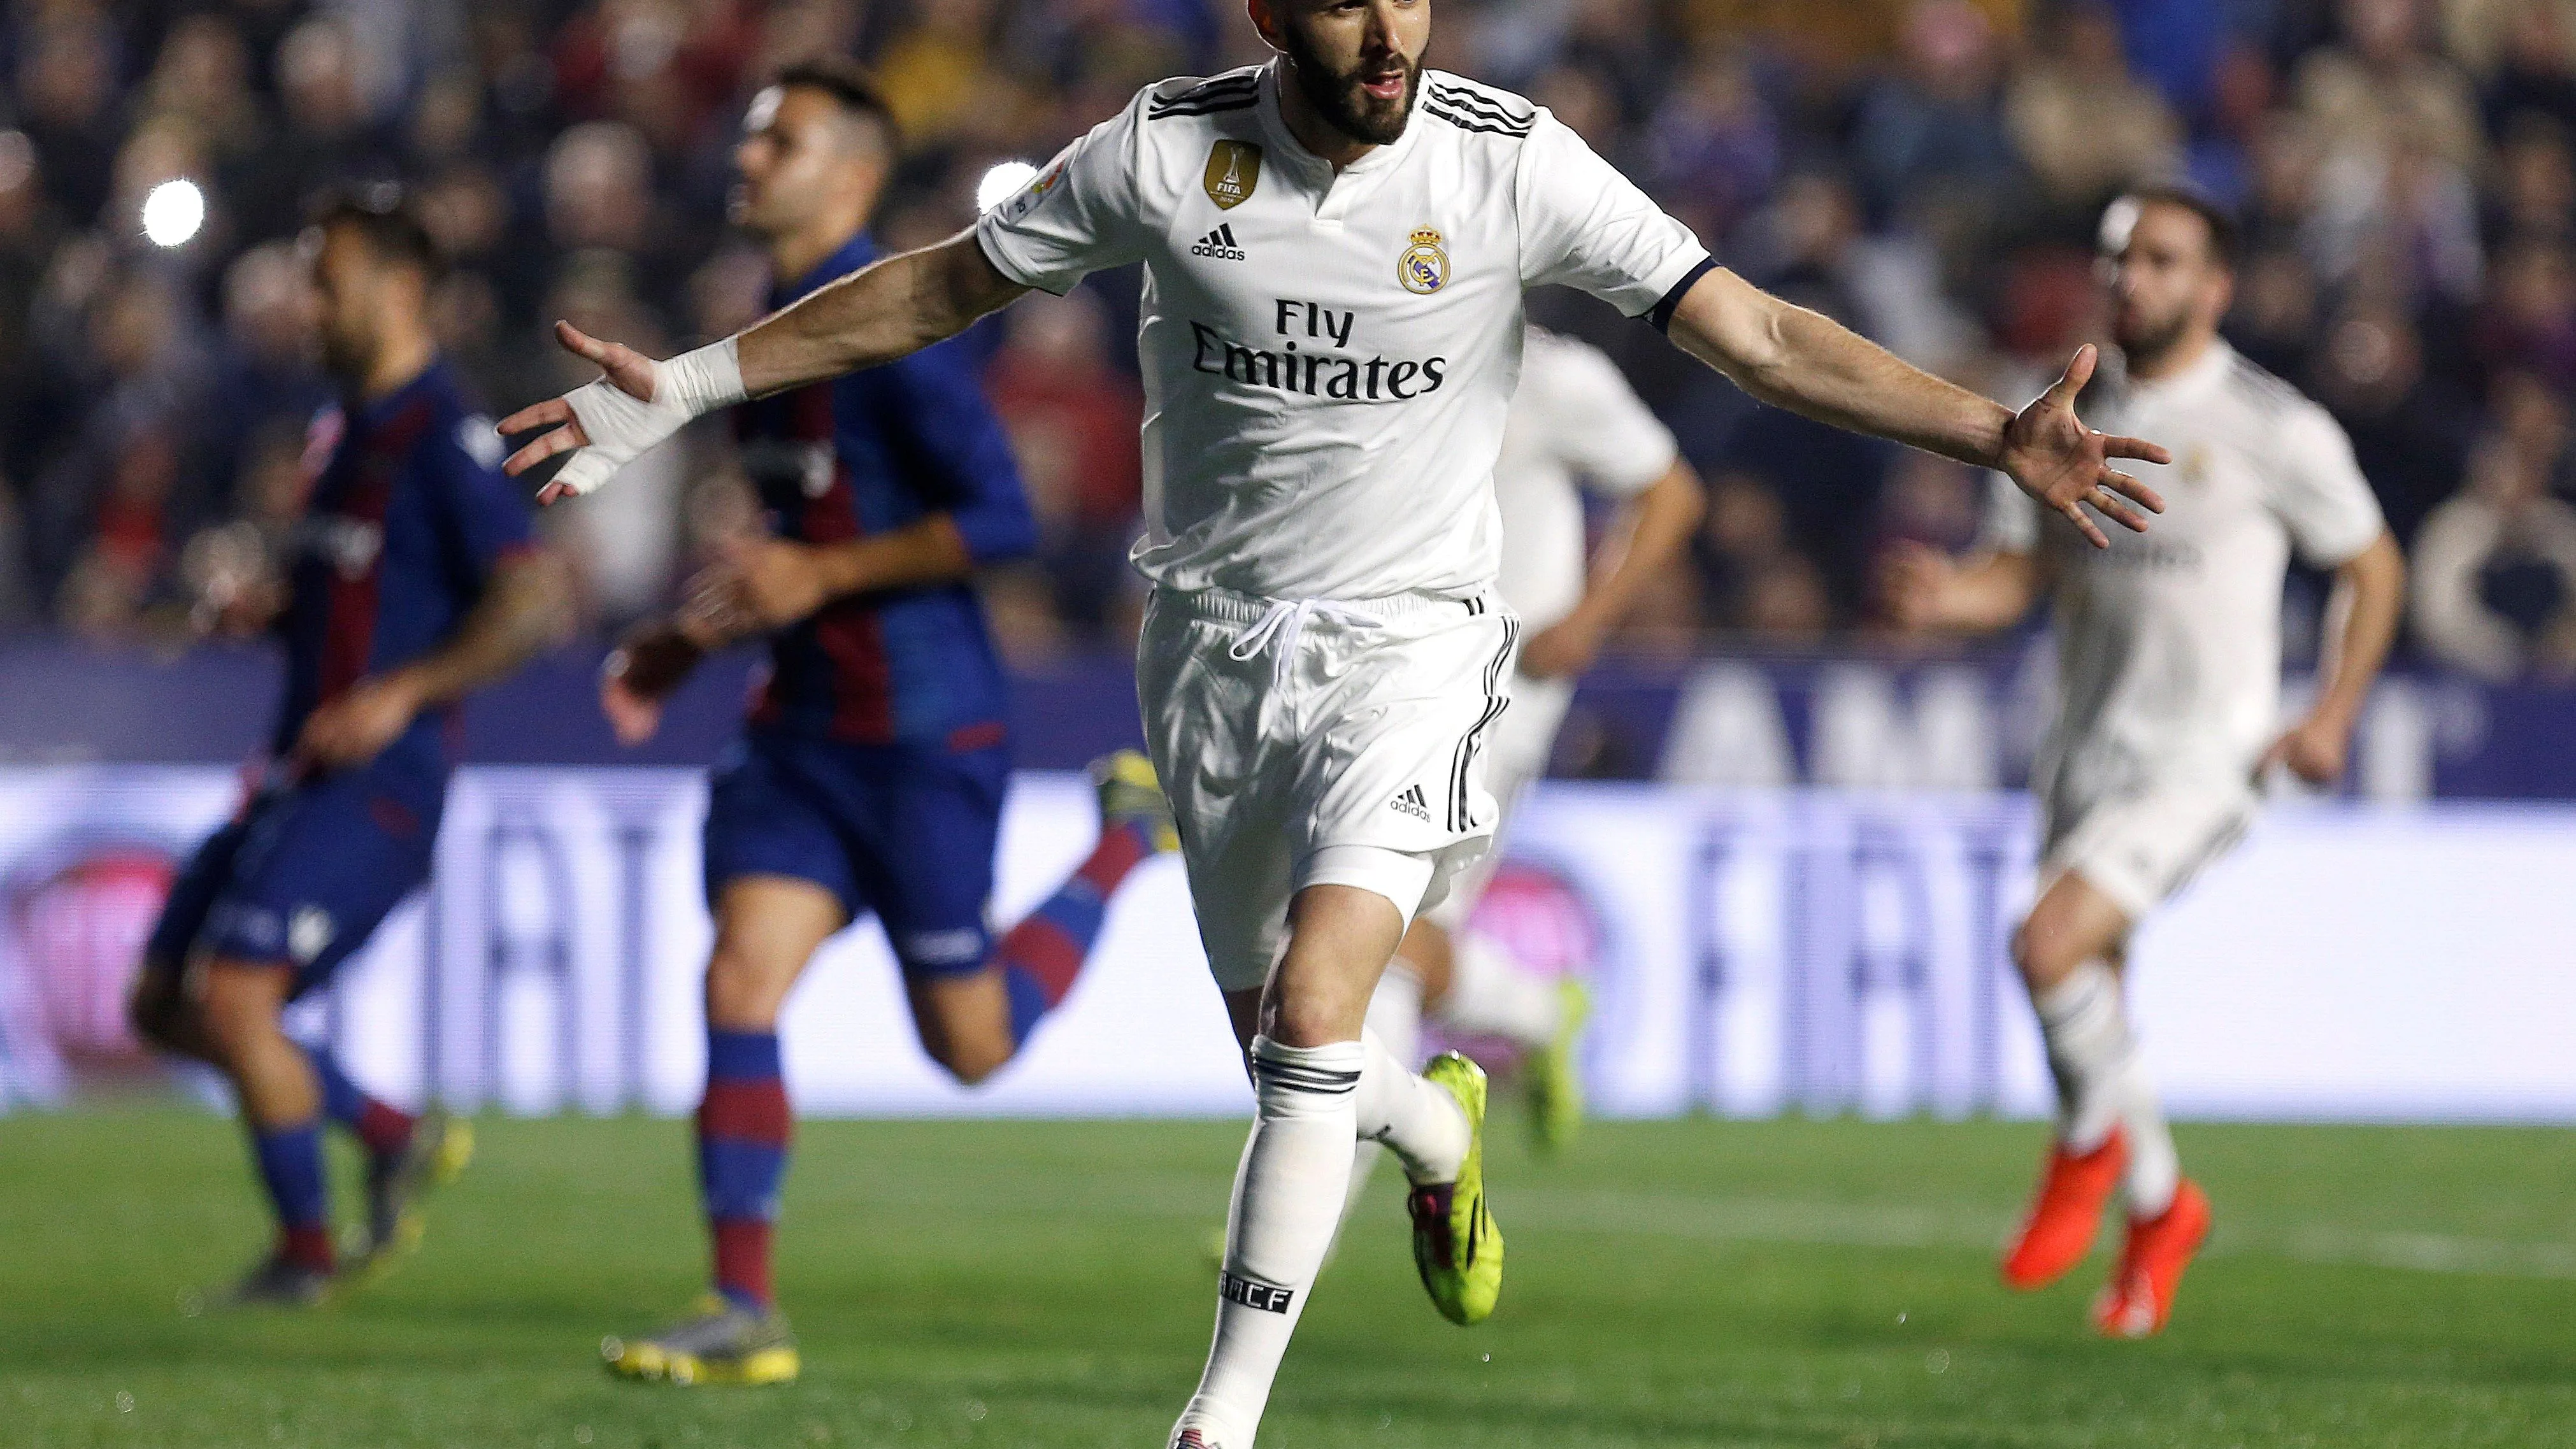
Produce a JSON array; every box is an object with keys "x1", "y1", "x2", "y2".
[{"x1": 2, "y1": 1110, "x2": 2571, "y2": 1447}]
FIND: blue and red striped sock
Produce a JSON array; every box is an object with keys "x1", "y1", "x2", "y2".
[
  {"x1": 992, "y1": 818, "x2": 1156, "y2": 1046},
  {"x1": 300, "y1": 1042, "x2": 415, "y2": 1160},
  {"x1": 248, "y1": 1119, "x2": 333, "y2": 1271},
  {"x1": 698, "y1": 1029, "x2": 790, "y2": 1314}
]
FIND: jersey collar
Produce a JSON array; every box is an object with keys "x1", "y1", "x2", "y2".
[
  {"x1": 2120, "y1": 337, "x2": 2235, "y2": 408},
  {"x1": 1254, "y1": 57, "x2": 1429, "y2": 184},
  {"x1": 353, "y1": 355, "x2": 451, "y2": 427}
]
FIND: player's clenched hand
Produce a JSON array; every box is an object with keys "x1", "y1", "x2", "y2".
[
  {"x1": 1519, "y1": 612, "x2": 1607, "y2": 680},
  {"x1": 598, "y1": 621, "x2": 706, "y2": 746},
  {"x1": 499, "y1": 324, "x2": 743, "y2": 506},
  {"x1": 293, "y1": 673, "x2": 425, "y2": 771},
  {"x1": 709, "y1": 536, "x2": 833, "y2": 630},
  {"x1": 1997, "y1": 345, "x2": 2170, "y2": 549},
  {"x1": 2260, "y1": 713, "x2": 2353, "y2": 787},
  {"x1": 1878, "y1": 541, "x2": 1959, "y2": 632}
]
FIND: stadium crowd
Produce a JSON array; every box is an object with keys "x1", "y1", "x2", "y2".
[{"x1": 2, "y1": 0, "x2": 2575, "y2": 680}]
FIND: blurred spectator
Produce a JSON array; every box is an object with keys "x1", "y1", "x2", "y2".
[
  {"x1": 2483, "y1": 113, "x2": 2576, "y2": 247},
  {"x1": 222, "y1": 18, "x2": 399, "y2": 246},
  {"x1": 203, "y1": 243, "x2": 330, "y2": 513},
  {"x1": 2187, "y1": 41, "x2": 2281, "y2": 208},
  {"x1": 14, "y1": 11, "x2": 120, "y2": 227},
  {"x1": 983, "y1": 289, "x2": 1144, "y2": 638},
  {"x1": 2474, "y1": 237, "x2": 2576, "y2": 392},
  {"x1": 2414, "y1": 383, "x2": 2576, "y2": 678},
  {"x1": 1849, "y1": 1, "x2": 2021, "y2": 225},
  {"x1": 136, "y1": 15, "x2": 268, "y2": 173},
  {"x1": 2312, "y1": 301, "x2": 2477, "y2": 541},
  {"x1": 2007, "y1": 2, "x2": 2184, "y2": 214},
  {"x1": 1643, "y1": 46, "x2": 1780, "y2": 242},
  {"x1": 2296, "y1": 0, "x2": 2484, "y2": 173},
  {"x1": 2475, "y1": 0, "x2": 2576, "y2": 136}
]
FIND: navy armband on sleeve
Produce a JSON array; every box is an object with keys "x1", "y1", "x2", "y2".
[{"x1": 1645, "y1": 258, "x2": 1719, "y2": 334}]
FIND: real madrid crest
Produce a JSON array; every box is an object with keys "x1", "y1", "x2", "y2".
[
  {"x1": 1399, "y1": 227, "x2": 1449, "y2": 294},
  {"x1": 1203, "y1": 140, "x2": 1262, "y2": 210}
]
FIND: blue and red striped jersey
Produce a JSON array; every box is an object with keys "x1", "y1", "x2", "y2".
[
  {"x1": 736, "y1": 234, "x2": 1036, "y2": 748},
  {"x1": 271, "y1": 359, "x2": 535, "y2": 767}
]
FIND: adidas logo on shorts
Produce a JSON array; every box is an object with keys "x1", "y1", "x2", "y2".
[
  {"x1": 1190, "y1": 223, "x2": 1247, "y2": 261},
  {"x1": 1390, "y1": 783, "x2": 1431, "y2": 821}
]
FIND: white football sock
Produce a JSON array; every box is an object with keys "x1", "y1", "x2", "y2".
[
  {"x1": 1436, "y1": 931, "x2": 1561, "y2": 1048},
  {"x1": 1173, "y1": 1036, "x2": 1363, "y2": 1449},
  {"x1": 1343, "y1": 964, "x2": 1428, "y2": 1222},
  {"x1": 2032, "y1": 959, "x2": 2135, "y2": 1153},
  {"x1": 2121, "y1": 1056, "x2": 2180, "y2": 1217},
  {"x1": 1354, "y1": 1026, "x2": 1467, "y2": 1185}
]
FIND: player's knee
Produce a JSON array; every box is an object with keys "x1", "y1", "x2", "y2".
[
  {"x1": 126, "y1": 966, "x2": 195, "y2": 1055},
  {"x1": 195, "y1": 964, "x2": 283, "y2": 1060},
  {"x1": 703, "y1": 945, "x2": 790, "y2": 1031},
  {"x1": 2012, "y1": 917, "x2": 2082, "y2": 991}
]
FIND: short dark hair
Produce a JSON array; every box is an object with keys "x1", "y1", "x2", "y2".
[
  {"x1": 772, "y1": 55, "x2": 899, "y2": 150},
  {"x1": 308, "y1": 184, "x2": 443, "y2": 281},
  {"x1": 2110, "y1": 183, "x2": 2240, "y2": 268}
]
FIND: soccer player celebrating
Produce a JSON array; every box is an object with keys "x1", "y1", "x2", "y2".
[
  {"x1": 1363, "y1": 326, "x2": 1706, "y2": 1153},
  {"x1": 1885, "y1": 187, "x2": 2405, "y2": 1337},
  {"x1": 585, "y1": 60, "x2": 1178, "y2": 1388},
  {"x1": 128, "y1": 192, "x2": 566, "y2": 1305},
  {"x1": 501, "y1": 5, "x2": 2164, "y2": 1439}
]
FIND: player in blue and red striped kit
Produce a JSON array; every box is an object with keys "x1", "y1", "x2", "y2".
[
  {"x1": 586, "y1": 59, "x2": 1176, "y2": 1385},
  {"x1": 128, "y1": 193, "x2": 567, "y2": 1305}
]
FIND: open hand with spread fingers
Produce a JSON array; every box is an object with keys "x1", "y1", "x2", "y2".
[
  {"x1": 1998, "y1": 344, "x2": 2170, "y2": 548},
  {"x1": 497, "y1": 321, "x2": 745, "y2": 505}
]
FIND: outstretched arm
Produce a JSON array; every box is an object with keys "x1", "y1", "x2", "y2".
[
  {"x1": 499, "y1": 231, "x2": 1029, "y2": 503},
  {"x1": 1663, "y1": 268, "x2": 2168, "y2": 548}
]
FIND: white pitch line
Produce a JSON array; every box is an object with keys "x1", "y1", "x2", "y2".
[{"x1": 1505, "y1": 1187, "x2": 2576, "y2": 1282}]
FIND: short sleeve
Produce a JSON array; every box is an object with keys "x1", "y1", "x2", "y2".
[
  {"x1": 1517, "y1": 113, "x2": 1712, "y2": 317},
  {"x1": 436, "y1": 411, "x2": 537, "y2": 583},
  {"x1": 1532, "y1": 338, "x2": 1678, "y2": 496},
  {"x1": 975, "y1": 89, "x2": 1150, "y2": 296},
  {"x1": 2266, "y1": 403, "x2": 2387, "y2": 567},
  {"x1": 1977, "y1": 470, "x2": 2041, "y2": 555}
]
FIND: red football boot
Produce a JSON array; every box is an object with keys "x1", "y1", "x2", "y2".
[
  {"x1": 2091, "y1": 1178, "x2": 2212, "y2": 1338},
  {"x1": 2000, "y1": 1127, "x2": 2127, "y2": 1290}
]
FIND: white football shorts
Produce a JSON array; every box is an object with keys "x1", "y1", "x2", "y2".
[
  {"x1": 2041, "y1": 776, "x2": 2259, "y2": 922},
  {"x1": 1136, "y1": 583, "x2": 1522, "y2": 991},
  {"x1": 1421, "y1": 670, "x2": 1572, "y2": 931}
]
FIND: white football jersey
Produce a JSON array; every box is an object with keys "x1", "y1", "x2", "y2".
[
  {"x1": 976, "y1": 62, "x2": 1710, "y2": 601},
  {"x1": 1492, "y1": 326, "x2": 1679, "y2": 631},
  {"x1": 1983, "y1": 340, "x2": 2386, "y2": 802}
]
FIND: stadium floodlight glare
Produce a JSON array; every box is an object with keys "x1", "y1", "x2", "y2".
[
  {"x1": 976, "y1": 160, "x2": 1039, "y2": 213},
  {"x1": 141, "y1": 179, "x2": 206, "y2": 248}
]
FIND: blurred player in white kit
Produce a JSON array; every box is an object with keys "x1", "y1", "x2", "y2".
[
  {"x1": 1885, "y1": 185, "x2": 2405, "y2": 1338},
  {"x1": 1356, "y1": 326, "x2": 1704, "y2": 1163}
]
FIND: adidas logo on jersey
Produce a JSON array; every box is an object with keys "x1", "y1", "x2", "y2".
[
  {"x1": 1189, "y1": 224, "x2": 1246, "y2": 261},
  {"x1": 1391, "y1": 783, "x2": 1431, "y2": 821}
]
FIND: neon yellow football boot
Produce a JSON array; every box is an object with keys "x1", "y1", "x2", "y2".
[
  {"x1": 1408, "y1": 1051, "x2": 1504, "y2": 1325},
  {"x1": 603, "y1": 1296, "x2": 799, "y2": 1386},
  {"x1": 1524, "y1": 976, "x2": 1591, "y2": 1154},
  {"x1": 1090, "y1": 748, "x2": 1180, "y2": 853}
]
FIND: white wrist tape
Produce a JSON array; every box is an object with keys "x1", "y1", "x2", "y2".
[{"x1": 550, "y1": 337, "x2": 746, "y2": 498}]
